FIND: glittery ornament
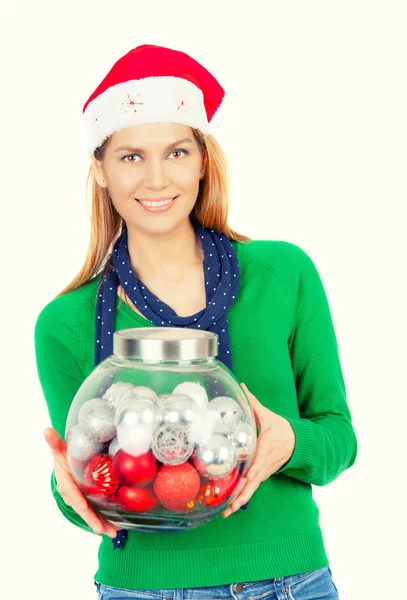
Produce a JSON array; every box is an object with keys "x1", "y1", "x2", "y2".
[
  {"x1": 115, "y1": 399, "x2": 159, "y2": 430},
  {"x1": 66, "y1": 425, "x2": 104, "y2": 461},
  {"x1": 151, "y1": 424, "x2": 194, "y2": 465},
  {"x1": 153, "y1": 463, "x2": 200, "y2": 510},
  {"x1": 172, "y1": 382, "x2": 209, "y2": 413},
  {"x1": 103, "y1": 382, "x2": 135, "y2": 409},
  {"x1": 116, "y1": 485, "x2": 158, "y2": 512},
  {"x1": 84, "y1": 453, "x2": 119, "y2": 496},
  {"x1": 78, "y1": 397, "x2": 108, "y2": 422},
  {"x1": 112, "y1": 449, "x2": 157, "y2": 486},
  {"x1": 192, "y1": 434, "x2": 237, "y2": 478},
  {"x1": 159, "y1": 394, "x2": 203, "y2": 429},
  {"x1": 208, "y1": 396, "x2": 243, "y2": 434},
  {"x1": 108, "y1": 437, "x2": 120, "y2": 456},
  {"x1": 228, "y1": 422, "x2": 256, "y2": 461},
  {"x1": 80, "y1": 403, "x2": 116, "y2": 443}
]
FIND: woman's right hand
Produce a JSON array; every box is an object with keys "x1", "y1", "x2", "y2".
[{"x1": 44, "y1": 427, "x2": 119, "y2": 539}]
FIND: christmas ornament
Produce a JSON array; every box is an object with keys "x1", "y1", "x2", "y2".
[
  {"x1": 116, "y1": 486, "x2": 158, "y2": 512},
  {"x1": 66, "y1": 425, "x2": 103, "y2": 461},
  {"x1": 159, "y1": 394, "x2": 203, "y2": 429},
  {"x1": 198, "y1": 467, "x2": 240, "y2": 507},
  {"x1": 79, "y1": 402, "x2": 116, "y2": 443},
  {"x1": 172, "y1": 382, "x2": 209, "y2": 413},
  {"x1": 228, "y1": 422, "x2": 256, "y2": 461},
  {"x1": 115, "y1": 398, "x2": 159, "y2": 430},
  {"x1": 84, "y1": 453, "x2": 119, "y2": 496},
  {"x1": 116, "y1": 422, "x2": 152, "y2": 456},
  {"x1": 78, "y1": 397, "x2": 108, "y2": 422},
  {"x1": 154, "y1": 463, "x2": 200, "y2": 510},
  {"x1": 103, "y1": 382, "x2": 135, "y2": 409},
  {"x1": 208, "y1": 396, "x2": 243, "y2": 434},
  {"x1": 192, "y1": 434, "x2": 237, "y2": 478},
  {"x1": 112, "y1": 449, "x2": 157, "y2": 486},
  {"x1": 108, "y1": 436, "x2": 120, "y2": 456},
  {"x1": 189, "y1": 409, "x2": 219, "y2": 444},
  {"x1": 151, "y1": 424, "x2": 194, "y2": 465}
]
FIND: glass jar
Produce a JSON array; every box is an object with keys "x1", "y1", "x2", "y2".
[{"x1": 65, "y1": 327, "x2": 256, "y2": 533}]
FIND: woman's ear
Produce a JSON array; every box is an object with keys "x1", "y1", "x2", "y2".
[{"x1": 91, "y1": 156, "x2": 105, "y2": 184}]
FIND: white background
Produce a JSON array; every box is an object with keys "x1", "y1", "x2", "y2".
[{"x1": 1, "y1": 1, "x2": 406, "y2": 599}]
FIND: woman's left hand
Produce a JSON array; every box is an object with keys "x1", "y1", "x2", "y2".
[{"x1": 222, "y1": 383, "x2": 296, "y2": 518}]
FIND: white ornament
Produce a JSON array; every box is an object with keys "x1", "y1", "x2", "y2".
[
  {"x1": 116, "y1": 422, "x2": 152, "y2": 456},
  {"x1": 172, "y1": 382, "x2": 209, "y2": 413},
  {"x1": 189, "y1": 409, "x2": 219, "y2": 444}
]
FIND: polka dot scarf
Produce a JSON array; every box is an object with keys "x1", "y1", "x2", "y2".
[
  {"x1": 94, "y1": 215, "x2": 241, "y2": 548},
  {"x1": 95, "y1": 216, "x2": 240, "y2": 369}
]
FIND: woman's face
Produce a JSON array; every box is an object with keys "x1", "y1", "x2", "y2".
[{"x1": 92, "y1": 122, "x2": 206, "y2": 236}]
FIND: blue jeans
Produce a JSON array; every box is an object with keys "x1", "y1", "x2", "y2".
[{"x1": 94, "y1": 566, "x2": 339, "y2": 599}]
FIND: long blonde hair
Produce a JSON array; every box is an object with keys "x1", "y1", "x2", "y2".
[{"x1": 55, "y1": 128, "x2": 251, "y2": 299}]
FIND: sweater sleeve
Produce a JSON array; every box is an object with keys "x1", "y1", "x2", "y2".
[
  {"x1": 274, "y1": 247, "x2": 358, "y2": 485},
  {"x1": 34, "y1": 298, "x2": 94, "y2": 535}
]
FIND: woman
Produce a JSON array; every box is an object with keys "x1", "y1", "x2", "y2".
[{"x1": 35, "y1": 44, "x2": 356, "y2": 599}]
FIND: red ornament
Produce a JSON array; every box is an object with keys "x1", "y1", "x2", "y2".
[
  {"x1": 112, "y1": 449, "x2": 157, "y2": 486},
  {"x1": 198, "y1": 468, "x2": 241, "y2": 507},
  {"x1": 84, "y1": 454, "x2": 119, "y2": 496},
  {"x1": 154, "y1": 463, "x2": 200, "y2": 511},
  {"x1": 116, "y1": 486, "x2": 158, "y2": 512}
]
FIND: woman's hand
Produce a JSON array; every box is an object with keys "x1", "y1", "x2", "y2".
[
  {"x1": 44, "y1": 427, "x2": 119, "y2": 538},
  {"x1": 222, "y1": 383, "x2": 296, "y2": 518}
]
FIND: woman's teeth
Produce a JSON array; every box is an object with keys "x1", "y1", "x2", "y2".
[{"x1": 139, "y1": 198, "x2": 174, "y2": 207}]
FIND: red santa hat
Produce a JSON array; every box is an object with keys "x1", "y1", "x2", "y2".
[{"x1": 82, "y1": 44, "x2": 225, "y2": 158}]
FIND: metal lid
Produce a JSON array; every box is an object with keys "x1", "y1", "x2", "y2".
[{"x1": 113, "y1": 327, "x2": 218, "y2": 361}]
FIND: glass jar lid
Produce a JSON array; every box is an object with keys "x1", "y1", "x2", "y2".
[{"x1": 113, "y1": 327, "x2": 218, "y2": 361}]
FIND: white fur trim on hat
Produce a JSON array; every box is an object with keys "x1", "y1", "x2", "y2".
[{"x1": 83, "y1": 76, "x2": 211, "y2": 158}]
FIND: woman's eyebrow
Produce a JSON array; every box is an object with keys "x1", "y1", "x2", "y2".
[{"x1": 113, "y1": 138, "x2": 194, "y2": 153}]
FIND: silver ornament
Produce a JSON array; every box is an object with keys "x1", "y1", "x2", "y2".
[
  {"x1": 103, "y1": 382, "x2": 135, "y2": 409},
  {"x1": 208, "y1": 396, "x2": 243, "y2": 434},
  {"x1": 116, "y1": 422, "x2": 152, "y2": 456},
  {"x1": 130, "y1": 386, "x2": 159, "y2": 403},
  {"x1": 108, "y1": 436, "x2": 120, "y2": 456},
  {"x1": 77, "y1": 397, "x2": 108, "y2": 422},
  {"x1": 115, "y1": 399, "x2": 159, "y2": 430},
  {"x1": 79, "y1": 404, "x2": 116, "y2": 443},
  {"x1": 116, "y1": 389, "x2": 158, "y2": 416},
  {"x1": 228, "y1": 422, "x2": 255, "y2": 461},
  {"x1": 192, "y1": 434, "x2": 237, "y2": 478},
  {"x1": 159, "y1": 394, "x2": 203, "y2": 429},
  {"x1": 172, "y1": 382, "x2": 209, "y2": 413},
  {"x1": 151, "y1": 424, "x2": 194, "y2": 465},
  {"x1": 66, "y1": 425, "x2": 103, "y2": 461}
]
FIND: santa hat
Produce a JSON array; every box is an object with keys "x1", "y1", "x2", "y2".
[{"x1": 82, "y1": 44, "x2": 225, "y2": 158}]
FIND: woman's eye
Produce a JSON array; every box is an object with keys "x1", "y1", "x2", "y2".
[{"x1": 122, "y1": 148, "x2": 189, "y2": 163}]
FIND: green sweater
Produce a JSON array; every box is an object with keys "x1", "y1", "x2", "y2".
[{"x1": 34, "y1": 239, "x2": 357, "y2": 590}]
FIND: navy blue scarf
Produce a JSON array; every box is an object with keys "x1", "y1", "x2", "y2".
[{"x1": 94, "y1": 215, "x2": 241, "y2": 548}]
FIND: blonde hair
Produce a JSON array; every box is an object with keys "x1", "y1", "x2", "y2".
[{"x1": 55, "y1": 128, "x2": 252, "y2": 299}]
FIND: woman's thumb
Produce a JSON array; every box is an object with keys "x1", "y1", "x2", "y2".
[{"x1": 44, "y1": 427, "x2": 65, "y2": 456}]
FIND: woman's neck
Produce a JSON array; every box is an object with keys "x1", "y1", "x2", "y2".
[{"x1": 125, "y1": 219, "x2": 203, "y2": 281}]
